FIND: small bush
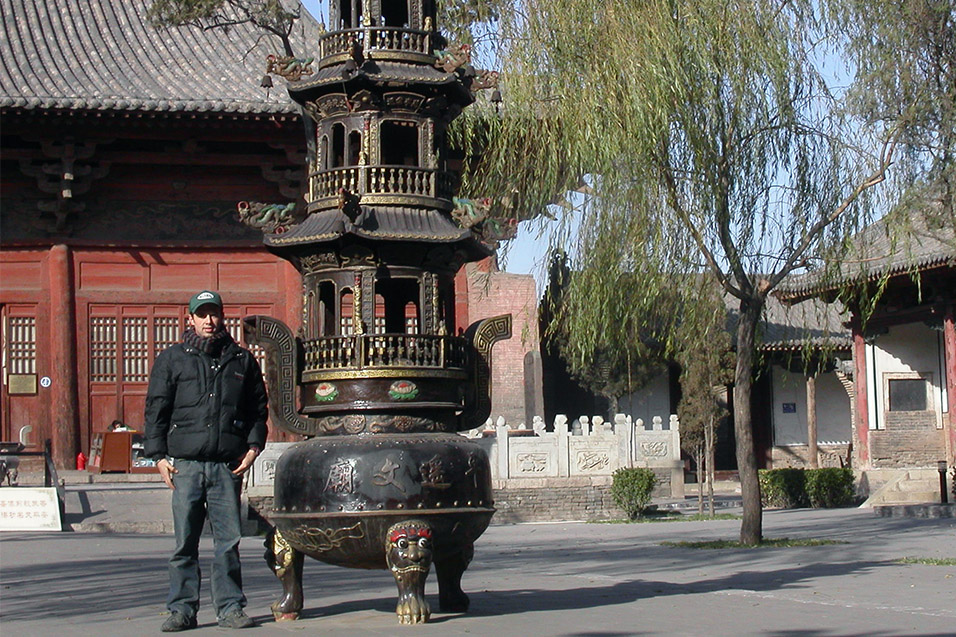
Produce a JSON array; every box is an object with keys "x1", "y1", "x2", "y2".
[
  {"x1": 759, "y1": 469, "x2": 809, "y2": 508},
  {"x1": 611, "y1": 467, "x2": 657, "y2": 520},
  {"x1": 805, "y1": 468, "x2": 855, "y2": 508}
]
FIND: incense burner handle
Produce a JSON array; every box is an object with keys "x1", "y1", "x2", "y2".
[
  {"x1": 243, "y1": 315, "x2": 322, "y2": 437},
  {"x1": 459, "y1": 314, "x2": 512, "y2": 431}
]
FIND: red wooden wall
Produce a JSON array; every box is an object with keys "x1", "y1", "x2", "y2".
[{"x1": 0, "y1": 245, "x2": 301, "y2": 466}]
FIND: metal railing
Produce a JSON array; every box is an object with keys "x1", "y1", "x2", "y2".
[
  {"x1": 310, "y1": 165, "x2": 455, "y2": 203},
  {"x1": 303, "y1": 333, "x2": 468, "y2": 373},
  {"x1": 319, "y1": 27, "x2": 433, "y2": 61}
]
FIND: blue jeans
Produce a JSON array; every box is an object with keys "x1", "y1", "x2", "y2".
[{"x1": 168, "y1": 459, "x2": 246, "y2": 620}]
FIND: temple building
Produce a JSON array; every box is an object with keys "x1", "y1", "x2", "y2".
[{"x1": 0, "y1": 0, "x2": 541, "y2": 468}]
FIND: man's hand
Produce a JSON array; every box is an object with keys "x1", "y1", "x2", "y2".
[
  {"x1": 231, "y1": 448, "x2": 259, "y2": 476},
  {"x1": 157, "y1": 458, "x2": 177, "y2": 490}
]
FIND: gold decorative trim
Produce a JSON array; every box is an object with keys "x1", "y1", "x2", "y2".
[
  {"x1": 302, "y1": 368, "x2": 467, "y2": 381},
  {"x1": 268, "y1": 231, "x2": 340, "y2": 245},
  {"x1": 271, "y1": 507, "x2": 495, "y2": 519}
]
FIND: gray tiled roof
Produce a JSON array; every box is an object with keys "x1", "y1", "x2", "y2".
[
  {"x1": 777, "y1": 210, "x2": 956, "y2": 302},
  {"x1": 0, "y1": 0, "x2": 319, "y2": 115},
  {"x1": 758, "y1": 295, "x2": 851, "y2": 351},
  {"x1": 721, "y1": 288, "x2": 852, "y2": 352}
]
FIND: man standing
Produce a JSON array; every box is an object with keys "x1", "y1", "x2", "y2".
[{"x1": 145, "y1": 290, "x2": 268, "y2": 631}]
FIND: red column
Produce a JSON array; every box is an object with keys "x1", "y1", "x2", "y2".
[
  {"x1": 944, "y1": 305, "x2": 956, "y2": 464},
  {"x1": 852, "y1": 319, "x2": 870, "y2": 466},
  {"x1": 49, "y1": 244, "x2": 80, "y2": 468}
]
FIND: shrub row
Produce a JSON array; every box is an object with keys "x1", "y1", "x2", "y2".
[{"x1": 759, "y1": 468, "x2": 855, "y2": 509}]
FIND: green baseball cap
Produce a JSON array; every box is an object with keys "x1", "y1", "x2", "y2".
[{"x1": 188, "y1": 290, "x2": 223, "y2": 314}]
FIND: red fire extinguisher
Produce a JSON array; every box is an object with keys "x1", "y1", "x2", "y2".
[{"x1": 76, "y1": 452, "x2": 87, "y2": 471}]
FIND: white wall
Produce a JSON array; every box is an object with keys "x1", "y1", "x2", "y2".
[
  {"x1": 865, "y1": 323, "x2": 946, "y2": 430},
  {"x1": 771, "y1": 365, "x2": 852, "y2": 445}
]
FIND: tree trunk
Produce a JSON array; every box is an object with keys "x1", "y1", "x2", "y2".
[
  {"x1": 735, "y1": 298, "x2": 764, "y2": 545},
  {"x1": 607, "y1": 394, "x2": 619, "y2": 421},
  {"x1": 696, "y1": 444, "x2": 704, "y2": 515},
  {"x1": 807, "y1": 373, "x2": 818, "y2": 469},
  {"x1": 706, "y1": 414, "x2": 715, "y2": 516}
]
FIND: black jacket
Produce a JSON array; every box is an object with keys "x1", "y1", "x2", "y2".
[{"x1": 144, "y1": 338, "x2": 268, "y2": 462}]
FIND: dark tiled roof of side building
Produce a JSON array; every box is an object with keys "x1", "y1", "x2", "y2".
[
  {"x1": 0, "y1": 0, "x2": 320, "y2": 115},
  {"x1": 758, "y1": 295, "x2": 851, "y2": 351},
  {"x1": 720, "y1": 289, "x2": 852, "y2": 352},
  {"x1": 776, "y1": 210, "x2": 956, "y2": 303}
]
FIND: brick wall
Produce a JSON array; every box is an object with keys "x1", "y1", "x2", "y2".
[
  {"x1": 462, "y1": 263, "x2": 542, "y2": 425},
  {"x1": 870, "y1": 410, "x2": 946, "y2": 468},
  {"x1": 492, "y1": 472, "x2": 673, "y2": 523},
  {"x1": 771, "y1": 444, "x2": 852, "y2": 468}
]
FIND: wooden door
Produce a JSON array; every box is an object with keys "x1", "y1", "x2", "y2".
[
  {"x1": 0, "y1": 303, "x2": 43, "y2": 446},
  {"x1": 84, "y1": 303, "x2": 273, "y2": 443}
]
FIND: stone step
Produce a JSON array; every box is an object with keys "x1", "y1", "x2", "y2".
[
  {"x1": 895, "y1": 479, "x2": 940, "y2": 493},
  {"x1": 866, "y1": 490, "x2": 943, "y2": 506}
]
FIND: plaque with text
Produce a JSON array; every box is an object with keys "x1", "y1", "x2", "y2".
[{"x1": 0, "y1": 487, "x2": 62, "y2": 532}]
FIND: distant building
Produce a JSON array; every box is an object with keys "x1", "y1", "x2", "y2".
[{"x1": 777, "y1": 211, "x2": 955, "y2": 495}]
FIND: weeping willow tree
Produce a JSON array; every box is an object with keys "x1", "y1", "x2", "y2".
[
  {"x1": 453, "y1": 0, "x2": 900, "y2": 545},
  {"x1": 828, "y1": 0, "x2": 955, "y2": 223},
  {"x1": 541, "y1": 249, "x2": 672, "y2": 416}
]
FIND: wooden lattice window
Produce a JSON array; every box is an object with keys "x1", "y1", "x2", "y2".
[
  {"x1": 153, "y1": 316, "x2": 182, "y2": 357},
  {"x1": 90, "y1": 316, "x2": 118, "y2": 382},
  {"x1": 340, "y1": 290, "x2": 354, "y2": 335},
  {"x1": 6, "y1": 316, "x2": 37, "y2": 375},
  {"x1": 123, "y1": 317, "x2": 150, "y2": 382},
  {"x1": 223, "y1": 317, "x2": 268, "y2": 375}
]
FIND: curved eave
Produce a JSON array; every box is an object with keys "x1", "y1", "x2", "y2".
[
  {"x1": 777, "y1": 256, "x2": 956, "y2": 304},
  {"x1": 287, "y1": 61, "x2": 473, "y2": 105},
  {"x1": 758, "y1": 338, "x2": 853, "y2": 353},
  {"x1": 264, "y1": 206, "x2": 493, "y2": 258},
  {"x1": 0, "y1": 96, "x2": 300, "y2": 115}
]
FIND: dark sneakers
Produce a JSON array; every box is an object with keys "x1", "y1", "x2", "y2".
[
  {"x1": 161, "y1": 612, "x2": 197, "y2": 632},
  {"x1": 218, "y1": 609, "x2": 256, "y2": 629}
]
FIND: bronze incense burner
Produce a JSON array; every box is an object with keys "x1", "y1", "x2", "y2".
[{"x1": 242, "y1": 0, "x2": 509, "y2": 624}]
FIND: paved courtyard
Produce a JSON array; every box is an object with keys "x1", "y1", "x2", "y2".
[{"x1": 2, "y1": 508, "x2": 955, "y2": 636}]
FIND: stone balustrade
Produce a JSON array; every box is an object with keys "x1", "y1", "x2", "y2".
[{"x1": 461, "y1": 414, "x2": 684, "y2": 498}]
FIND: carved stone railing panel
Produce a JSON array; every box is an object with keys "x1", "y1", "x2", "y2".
[{"x1": 462, "y1": 413, "x2": 686, "y2": 498}]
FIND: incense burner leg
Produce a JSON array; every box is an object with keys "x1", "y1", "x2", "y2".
[
  {"x1": 264, "y1": 527, "x2": 304, "y2": 621},
  {"x1": 436, "y1": 541, "x2": 474, "y2": 612},
  {"x1": 386, "y1": 520, "x2": 433, "y2": 624}
]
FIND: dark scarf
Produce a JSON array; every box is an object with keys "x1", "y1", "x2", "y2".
[{"x1": 182, "y1": 325, "x2": 233, "y2": 358}]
